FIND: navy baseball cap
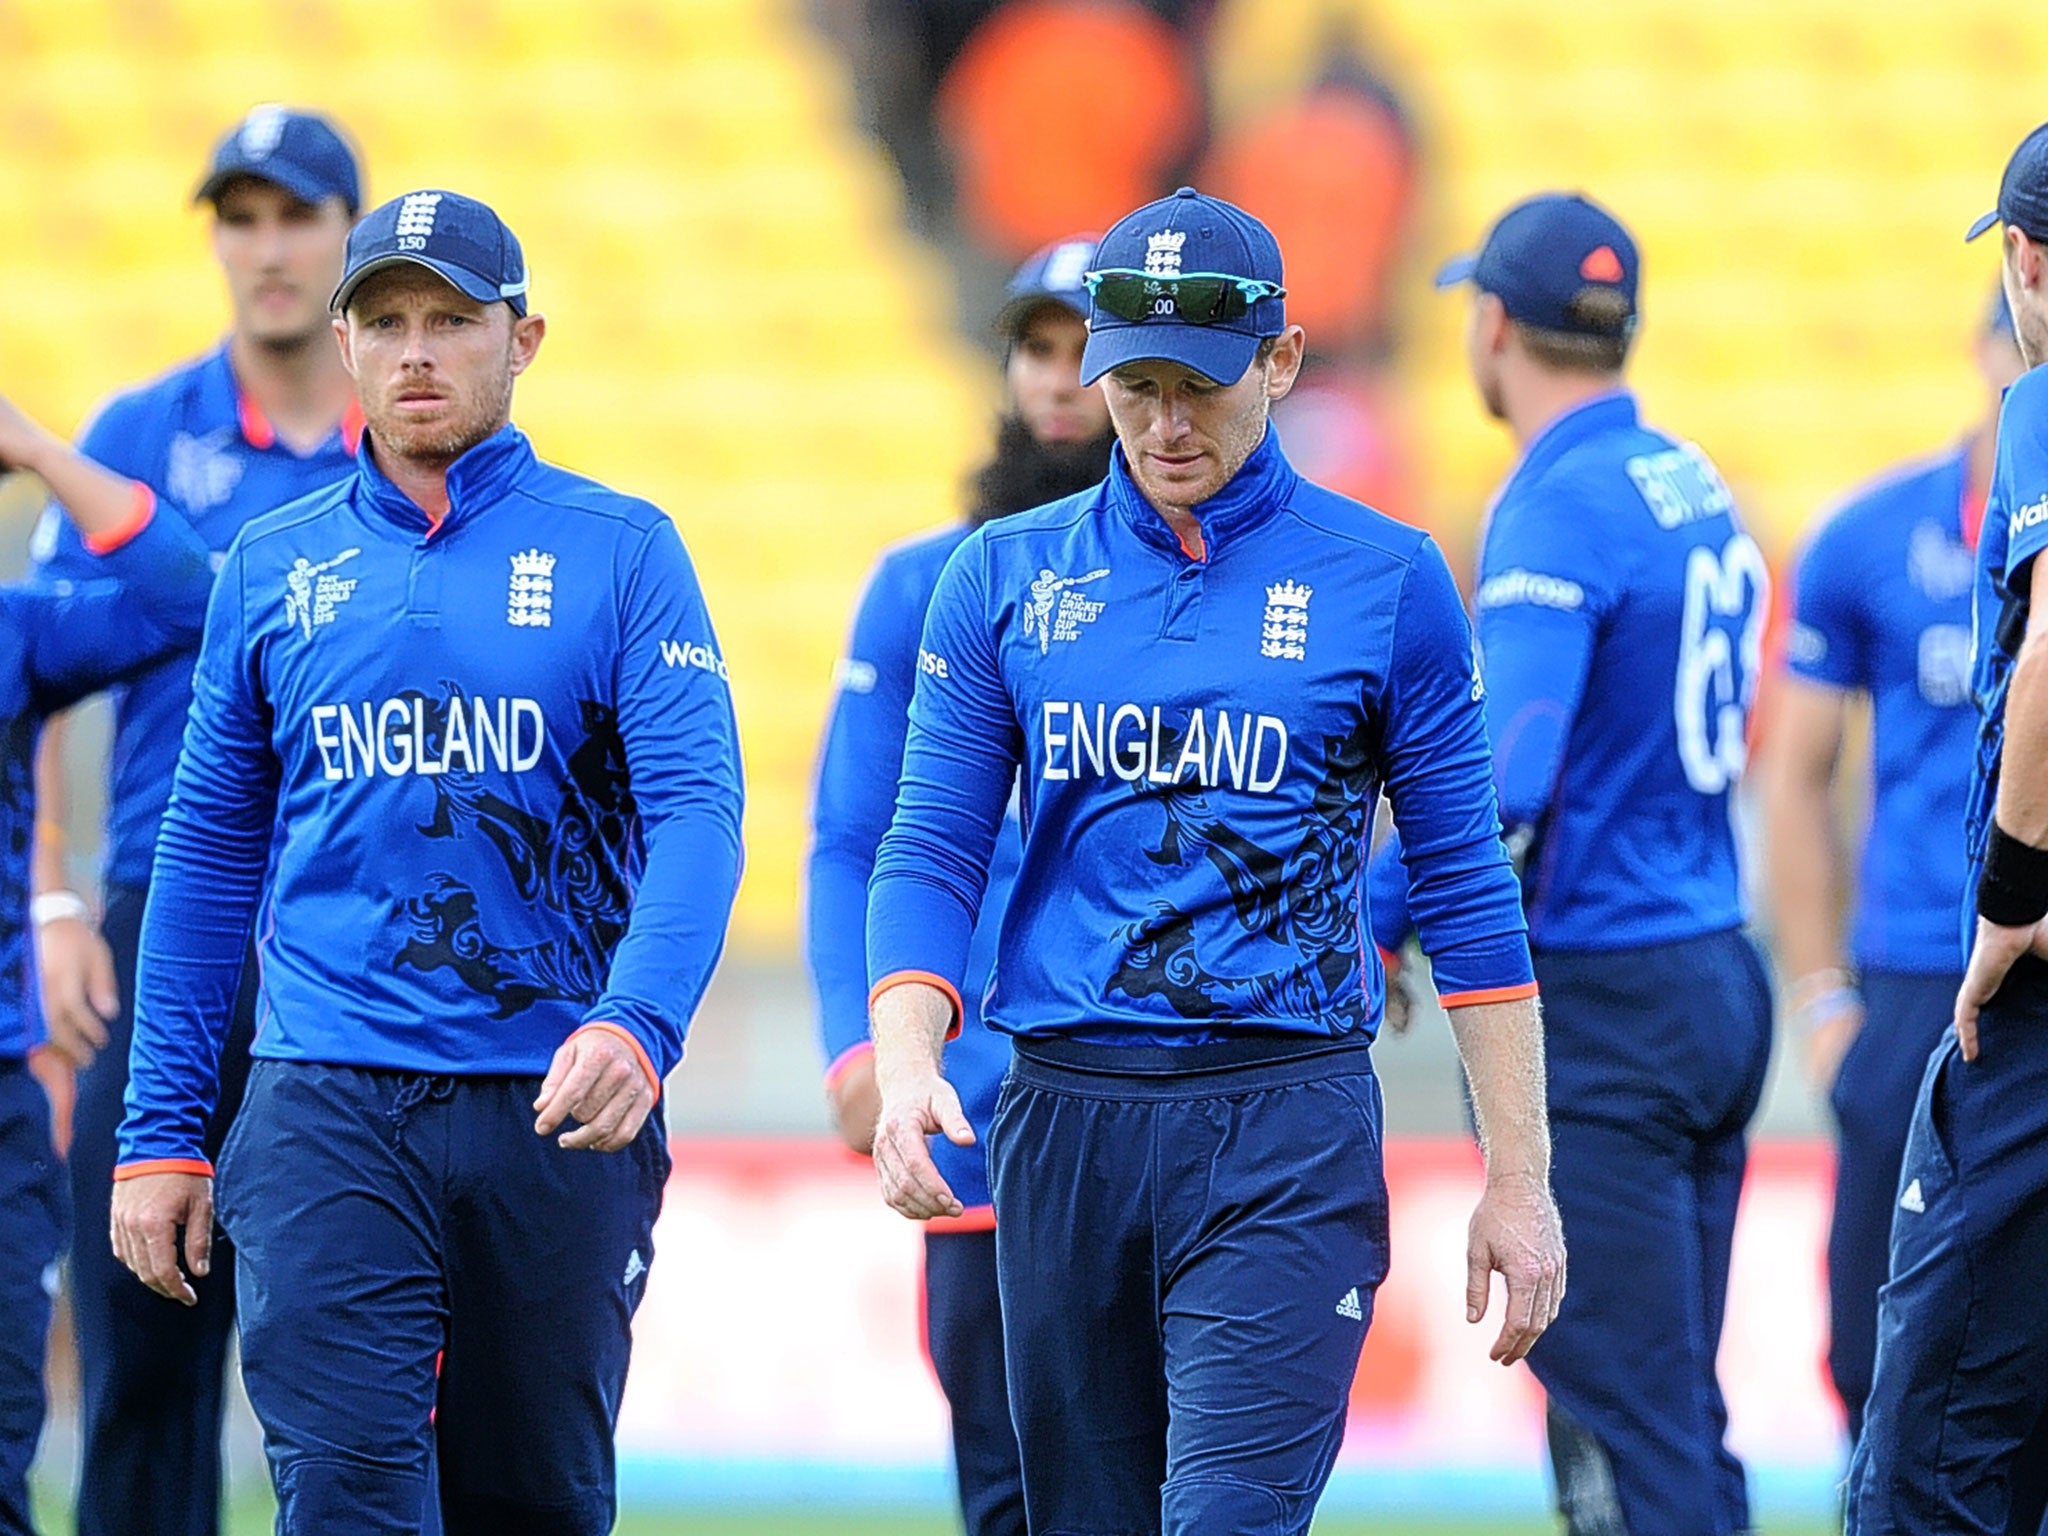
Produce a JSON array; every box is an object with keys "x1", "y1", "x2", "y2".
[
  {"x1": 1436, "y1": 192, "x2": 1640, "y2": 338},
  {"x1": 195, "y1": 104, "x2": 362, "y2": 214},
  {"x1": 1967, "y1": 122, "x2": 2048, "y2": 242},
  {"x1": 331, "y1": 191, "x2": 529, "y2": 316},
  {"x1": 996, "y1": 234, "x2": 1098, "y2": 338},
  {"x1": 1079, "y1": 187, "x2": 1286, "y2": 387}
]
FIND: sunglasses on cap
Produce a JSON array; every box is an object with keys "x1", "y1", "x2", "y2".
[{"x1": 1084, "y1": 268, "x2": 1287, "y2": 325}]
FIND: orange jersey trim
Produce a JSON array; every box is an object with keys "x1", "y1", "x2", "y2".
[
  {"x1": 926, "y1": 1203, "x2": 997, "y2": 1234},
  {"x1": 85, "y1": 483, "x2": 156, "y2": 555},
  {"x1": 824, "y1": 1041, "x2": 874, "y2": 1090},
  {"x1": 113, "y1": 1157, "x2": 213, "y2": 1181},
  {"x1": 1439, "y1": 981, "x2": 1540, "y2": 1009},
  {"x1": 341, "y1": 397, "x2": 367, "y2": 455},
  {"x1": 1376, "y1": 944, "x2": 1400, "y2": 976},
  {"x1": 571, "y1": 1022, "x2": 663, "y2": 1102},
  {"x1": 236, "y1": 390, "x2": 277, "y2": 450},
  {"x1": 868, "y1": 971, "x2": 965, "y2": 1040}
]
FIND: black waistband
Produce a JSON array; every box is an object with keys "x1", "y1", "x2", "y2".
[{"x1": 1012, "y1": 1028, "x2": 1371, "y2": 1080}]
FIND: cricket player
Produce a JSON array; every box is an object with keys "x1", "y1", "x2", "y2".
[
  {"x1": 865, "y1": 187, "x2": 1565, "y2": 1535},
  {"x1": 1436, "y1": 193, "x2": 1772, "y2": 1536},
  {"x1": 806, "y1": 234, "x2": 1106, "y2": 1536},
  {"x1": 1847, "y1": 120, "x2": 2048, "y2": 1535},
  {"x1": 0, "y1": 395, "x2": 215, "y2": 1535},
  {"x1": 28, "y1": 105, "x2": 365, "y2": 1536},
  {"x1": 1763, "y1": 289, "x2": 2023, "y2": 1448},
  {"x1": 109, "y1": 189, "x2": 745, "y2": 1534}
]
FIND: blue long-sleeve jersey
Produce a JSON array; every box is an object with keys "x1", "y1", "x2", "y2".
[
  {"x1": 807, "y1": 527, "x2": 1021, "y2": 1211},
  {"x1": 1968, "y1": 366, "x2": 2048, "y2": 946},
  {"x1": 1786, "y1": 446, "x2": 1980, "y2": 974},
  {"x1": 117, "y1": 425, "x2": 744, "y2": 1172},
  {"x1": 33, "y1": 345, "x2": 364, "y2": 890},
  {"x1": 1471, "y1": 392, "x2": 1766, "y2": 952},
  {"x1": 0, "y1": 505, "x2": 215, "y2": 1056},
  {"x1": 868, "y1": 430, "x2": 1534, "y2": 1046}
]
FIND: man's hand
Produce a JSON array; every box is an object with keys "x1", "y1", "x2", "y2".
[
  {"x1": 1954, "y1": 916, "x2": 2048, "y2": 1061},
  {"x1": 110, "y1": 1171, "x2": 212, "y2": 1307},
  {"x1": 871, "y1": 1055, "x2": 974, "y2": 1221},
  {"x1": 1465, "y1": 1170, "x2": 1567, "y2": 1366},
  {"x1": 37, "y1": 912, "x2": 116, "y2": 1071},
  {"x1": 1800, "y1": 994, "x2": 1863, "y2": 1094},
  {"x1": 533, "y1": 1027, "x2": 656, "y2": 1152},
  {"x1": 827, "y1": 1050, "x2": 881, "y2": 1156}
]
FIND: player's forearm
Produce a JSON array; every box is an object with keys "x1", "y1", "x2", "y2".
[
  {"x1": 9, "y1": 429, "x2": 153, "y2": 546},
  {"x1": 1446, "y1": 997, "x2": 1551, "y2": 1185},
  {"x1": 1996, "y1": 624, "x2": 2048, "y2": 846},
  {"x1": 31, "y1": 722, "x2": 70, "y2": 898},
  {"x1": 869, "y1": 979, "x2": 955, "y2": 1088},
  {"x1": 1762, "y1": 760, "x2": 1849, "y2": 980}
]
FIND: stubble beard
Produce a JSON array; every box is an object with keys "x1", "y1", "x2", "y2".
[{"x1": 370, "y1": 367, "x2": 516, "y2": 468}]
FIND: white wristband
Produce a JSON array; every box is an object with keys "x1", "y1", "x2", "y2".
[{"x1": 30, "y1": 891, "x2": 92, "y2": 928}]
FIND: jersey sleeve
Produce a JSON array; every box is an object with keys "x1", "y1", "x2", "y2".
[
  {"x1": 17, "y1": 500, "x2": 215, "y2": 714},
  {"x1": 1999, "y1": 369, "x2": 2048, "y2": 590},
  {"x1": 867, "y1": 533, "x2": 1021, "y2": 1029},
  {"x1": 806, "y1": 552, "x2": 922, "y2": 1079},
  {"x1": 1472, "y1": 489, "x2": 1618, "y2": 833},
  {"x1": 1380, "y1": 538, "x2": 1536, "y2": 1004},
  {"x1": 576, "y1": 516, "x2": 746, "y2": 1095},
  {"x1": 118, "y1": 540, "x2": 279, "y2": 1174},
  {"x1": 1783, "y1": 512, "x2": 1867, "y2": 691}
]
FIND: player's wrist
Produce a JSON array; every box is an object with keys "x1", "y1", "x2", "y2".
[
  {"x1": 1787, "y1": 967, "x2": 1859, "y2": 1037},
  {"x1": 1978, "y1": 822, "x2": 2048, "y2": 929},
  {"x1": 30, "y1": 890, "x2": 93, "y2": 929}
]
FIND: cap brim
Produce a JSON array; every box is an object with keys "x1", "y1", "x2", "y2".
[
  {"x1": 331, "y1": 254, "x2": 516, "y2": 315},
  {"x1": 1433, "y1": 253, "x2": 1480, "y2": 289},
  {"x1": 1966, "y1": 209, "x2": 2003, "y2": 242},
  {"x1": 1079, "y1": 322, "x2": 1261, "y2": 387},
  {"x1": 196, "y1": 161, "x2": 344, "y2": 211},
  {"x1": 995, "y1": 291, "x2": 1090, "y2": 340}
]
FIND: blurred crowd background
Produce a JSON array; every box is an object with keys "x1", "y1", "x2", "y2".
[{"x1": 0, "y1": 0, "x2": 2043, "y2": 1527}]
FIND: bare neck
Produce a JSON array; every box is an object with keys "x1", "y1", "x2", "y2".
[
  {"x1": 1154, "y1": 502, "x2": 1206, "y2": 559},
  {"x1": 228, "y1": 330, "x2": 356, "y2": 455},
  {"x1": 369, "y1": 438, "x2": 453, "y2": 520},
  {"x1": 1505, "y1": 370, "x2": 1625, "y2": 451}
]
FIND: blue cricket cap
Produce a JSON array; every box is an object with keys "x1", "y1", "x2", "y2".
[
  {"x1": 996, "y1": 233, "x2": 1099, "y2": 338},
  {"x1": 1080, "y1": 187, "x2": 1286, "y2": 387},
  {"x1": 1436, "y1": 192, "x2": 1640, "y2": 338},
  {"x1": 196, "y1": 104, "x2": 362, "y2": 214},
  {"x1": 1968, "y1": 122, "x2": 2048, "y2": 242},
  {"x1": 331, "y1": 190, "x2": 529, "y2": 316}
]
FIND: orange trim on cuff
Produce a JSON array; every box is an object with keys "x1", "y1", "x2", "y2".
[
  {"x1": 1376, "y1": 944, "x2": 1400, "y2": 976},
  {"x1": 1440, "y1": 981, "x2": 1541, "y2": 1009},
  {"x1": 572, "y1": 1022, "x2": 663, "y2": 1102},
  {"x1": 926, "y1": 1203, "x2": 997, "y2": 1234},
  {"x1": 868, "y1": 971, "x2": 965, "y2": 1040},
  {"x1": 85, "y1": 483, "x2": 156, "y2": 555},
  {"x1": 113, "y1": 1157, "x2": 213, "y2": 1181},
  {"x1": 824, "y1": 1041, "x2": 874, "y2": 1091}
]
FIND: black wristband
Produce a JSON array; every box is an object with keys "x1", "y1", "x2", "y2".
[{"x1": 1978, "y1": 823, "x2": 2048, "y2": 927}]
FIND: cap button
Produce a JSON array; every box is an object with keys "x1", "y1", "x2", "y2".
[{"x1": 1174, "y1": 186, "x2": 1199, "y2": 198}]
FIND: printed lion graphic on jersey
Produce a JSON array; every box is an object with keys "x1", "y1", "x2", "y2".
[
  {"x1": 1107, "y1": 718, "x2": 1375, "y2": 1022},
  {"x1": 392, "y1": 687, "x2": 636, "y2": 1016}
]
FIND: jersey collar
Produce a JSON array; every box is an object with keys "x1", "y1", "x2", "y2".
[
  {"x1": 207, "y1": 343, "x2": 369, "y2": 458},
  {"x1": 1105, "y1": 425, "x2": 1298, "y2": 561},
  {"x1": 1508, "y1": 388, "x2": 1639, "y2": 490},
  {"x1": 353, "y1": 422, "x2": 535, "y2": 539}
]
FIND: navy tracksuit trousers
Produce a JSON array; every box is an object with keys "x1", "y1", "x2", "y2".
[
  {"x1": 1526, "y1": 928, "x2": 1773, "y2": 1536},
  {"x1": 1825, "y1": 970, "x2": 1959, "y2": 1445},
  {"x1": 0, "y1": 1063, "x2": 63, "y2": 1536},
  {"x1": 1847, "y1": 955, "x2": 2048, "y2": 1535},
  {"x1": 217, "y1": 1060, "x2": 668, "y2": 1536},
  {"x1": 989, "y1": 1033, "x2": 1388, "y2": 1536},
  {"x1": 68, "y1": 883, "x2": 255, "y2": 1536},
  {"x1": 924, "y1": 1229, "x2": 1025, "y2": 1536}
]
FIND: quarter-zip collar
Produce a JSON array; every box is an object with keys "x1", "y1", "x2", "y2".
[
  {"x1": 353, "y1": 422, "x2": 534, "y2": 541},
  {"x1": 1105, "y1": 425, "x2": 1299, "y2": 563}
]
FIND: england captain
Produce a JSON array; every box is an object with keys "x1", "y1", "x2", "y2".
[
  {"x1": 865, "y1": 187, "x2": 1564, "y2": 1535},
  {"x1": 109, "y1": 190, "x2": 745, "y2": 1533}
]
